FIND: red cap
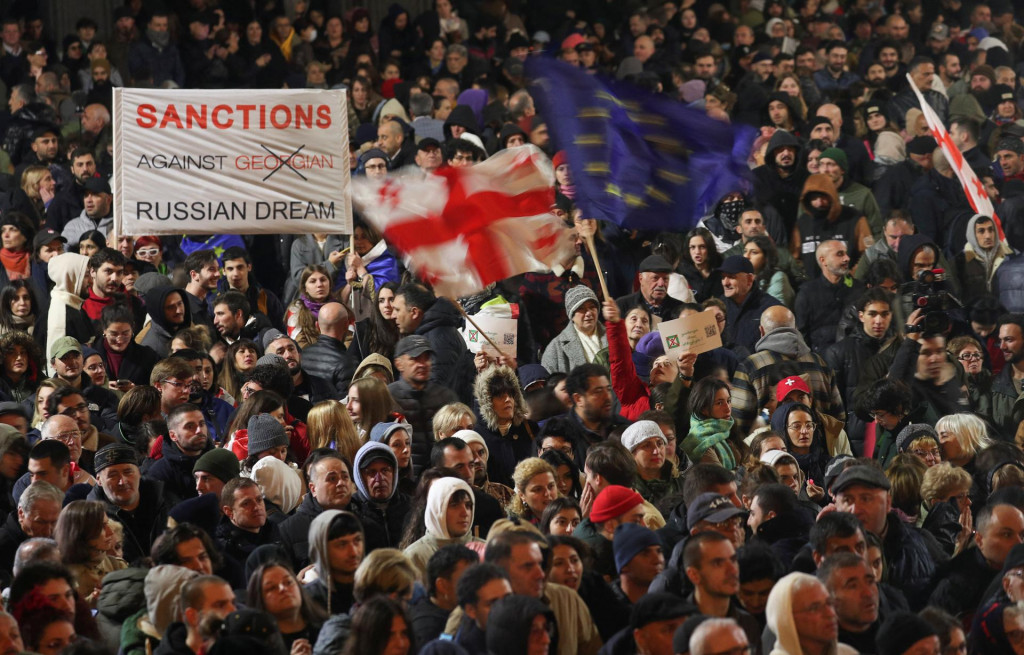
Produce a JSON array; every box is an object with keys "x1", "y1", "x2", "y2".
[
  {"x1": 552, "y1": 150, "x2": 568, "y2": 170},
  {"x1": 775, "y1": 376, "x2": 812, "y2": 404},
  {"x1": 590, "y1": 485, "x2": 644, "y2": 523}
]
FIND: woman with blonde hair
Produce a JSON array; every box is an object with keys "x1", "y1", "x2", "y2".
[
  {"x1": 346, "y1": 376, "x2": 396, "y2": 440},
  {"x1": 307, "y1": 400, "x2": 360, "y2": 461},
  {"x1": 432, "y1": 402, "x2": 475, "y2": 439},
  {"x1": 508, "y1": 457, "x2": 558, "y2": 525},
  {"x1": 936, "y1": 413, "x2": 992, "y2": 473},
  {"x1": 20, "y1": 164, "x2": 55, "y2": 226},
  {"x1": 31, "y1": 378, "x2": 68, "y2": 430},
  {"x1": 919, "y1": 461, "x2": 974, "y2": 555},
  {"x1": 54, "y1": 499, "x2": 128, "y2": 607}
]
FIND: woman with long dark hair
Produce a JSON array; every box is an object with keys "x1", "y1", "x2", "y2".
[
  {"x1": 678, "y1": 227, "x2": 723, "y2": 301},
  {"x1": 683, "y1": 377, "x2": 743, "y2": 469},
  {"x1": 350, "y1": 282, "x2": 400, "y2": 363},
  {"x1": 342, "y1": 596, "x2": 411, "y2": 655},
  {"x1": 217, "y1": 339, "x2": 259, "y2": 401},
  {"x1": 743, "y1": 235, "x2": 794, "y2": 307},
  {"x1": 285, "y1": 265, "x2": 335, "y2": 348},
  {"x1": 247, "y1": 560, "x2": 326, "y2": 651},
  {"x1": 0, "y1": 280, "x2": 45, "y2": 345},
  {"x1": 54, "y1": 500, "x2": 127, "y2": 607}
]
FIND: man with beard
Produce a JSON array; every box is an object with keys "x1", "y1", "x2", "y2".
[
  {"x1": 791, "y1": 174, "x2": 872, "y2": 277},
  {"x1": 813, "y1": 41, "x2": 859, "y2": 99},
  {"x1": 144, "y1": 403, "x2": 212, "y2": 501},
  {"x1": 874, "y1": 41, "x2": 905, "y2": 92},
  {"x1": 82, "y1": 248, "x2": 144, "y2": 333},
  {"x1": 615, "y1": 255, "x2": 682, "y2": 323},
  {"x1": 816, "y1": 104, "x2": 873, "y2": 187},
  {"x1": 995, "y1": 138, "x2": 1024, "y2": 183},
  {"x1": 752, "y1": 130, "x2": 805, "y2": 227},
  {"x1": 939, "y1": 52, "x2": 965, "y2": 97},
  {"x1": 992, "y1": 314, "x2": 1024, "y2": 438},
  {"x1": 46, "y1": 148, "x2": 96, "y2": 232},
  {"x1": 796, "y1": 241, "x2": 866, "y2": 354},
  {"x1": 557, "y1": 364, "x2": 629, "y2": 469},
  {"x1": 950, "y1": 118, "x2": 992, "y2": 177},
  {"x1": 61, "y1": 178, "x2": 113, "y2": 250},
  {"x1": 889, "y1": 58, "x2": 949, "y2": 129},
  {"x1": 262, "y1": 330, "x2": 333, "y2": 411},
  {"x1": 127, "y1": 12, "x2": 184, "y2": 87},
  {"x1": 684, "y1": 532, "x2": 761, "y2": 648},
  {"x1": 818, "y1": 149, "x2": 881, "y2": 237}
]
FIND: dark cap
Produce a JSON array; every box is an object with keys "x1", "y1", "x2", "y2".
[
  {"x1": 113, "y1": 7, "x2": 133, "y2": 20},
  {"x1": 907, "y1": 135, "x2": 938, "y2": 155},
  {"x1": 686, "y1": 492, "x2": 746, "y2": 531},
  {"x1": 996, "y1": 138, "x2": 1024, "y2": 155},
  {"x1": 31, "y1": 125, "x2": 59, "y2": 140},
  {"x1": 639, "y1": 254, "x2": 673, "y2": 273},
  {"x1": 394, "y1": 335, "x2": 434, "y2": 359},
  {"x1": 32, "y1": 228, "x2": 66, "y2": 251},
  {"x1": 94, "y1": 443, "x2": 138, "y2": 473},
  {"x1": 84, "y1": 177, "x2": 112, "y2": 195},
  {"x1": 630, "y1": 592, "x2": 696, "y2": 630},
  {"x1": 809, "y1": 115, "x2": 833, "y2": 130},
  {"x1": 715, "y1": 255, "x2": 754, "y2": 275},
  {"x1": 996, "y1": 84, "x2": 1016, "y2": 103},
  {"x1": 416, "y1": 137, "x2": 441, "y2": 151},
  {"x1": 752, "y1": 50, "x2": 773, "y2": 64},
  {"x1": 831, "y1": 465, "x2": 891, "y2": 495},
  {"x1": 0, "y1": 401, "x2": 28, "y2": 420}
]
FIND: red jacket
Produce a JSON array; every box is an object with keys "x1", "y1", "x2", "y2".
[{"x1": 607, "y1": 320, "x2": 650, "y2": 421}]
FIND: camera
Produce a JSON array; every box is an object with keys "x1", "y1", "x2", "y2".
[{"x1": 908, "y1": 268, "x2": 960, "y2": 334}]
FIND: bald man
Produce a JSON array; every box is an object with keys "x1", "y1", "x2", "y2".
[
  {"x1": 730, "y1": 304, "x2": 846, "y2": 433},
  {"x1": 815, "y1": 103, "x2": 873, "y2": 186},
  {"x1": 795, "y1": 240, "x2": 866, "y2": 353},
  {"x1": 299, "y1": 302, "x2": 355, "y2": 395}
]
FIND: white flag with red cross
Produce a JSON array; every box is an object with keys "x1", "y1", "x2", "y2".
[{"x1": 351, "y1": 145, "x2": 575, "y2": 298}]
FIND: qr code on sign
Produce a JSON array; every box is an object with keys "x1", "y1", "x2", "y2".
[
  {"x1": 503, "y1": 333, "x2": 515, "y2": 345},
  {"x1": 705, "y1": 325, "x2": 717, "y2": 337}
]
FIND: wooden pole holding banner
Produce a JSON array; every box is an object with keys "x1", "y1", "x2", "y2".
[
  {"x1": 453, "y1": 299, "x2": 506, "y2": 355},
  {"x1": 582, "y1": 233, "x2": 612, "y2": 302}
]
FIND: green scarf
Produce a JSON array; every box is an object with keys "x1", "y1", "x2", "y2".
[{"x1": 683, "y1": 414, "x2": 736, "y2": 470}]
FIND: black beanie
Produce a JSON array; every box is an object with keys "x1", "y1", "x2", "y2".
[{"x1": 876, "y1": 612, "x2": 937, "y2": 655}]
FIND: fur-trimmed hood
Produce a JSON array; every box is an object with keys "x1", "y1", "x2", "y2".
[{"x1": 473, "y1": 365, "x2": 529, "y2": 430}]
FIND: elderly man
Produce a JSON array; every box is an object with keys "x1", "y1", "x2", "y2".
[
  {"x1": 0, "y1": 481, "x2": 62, "y2": 572},
  {"x1": 718, "y1": 255, "x2": 782, "y2": 357},
  {"x1": 818, "y1": 553, "x2": 882, "y2": 654},
  {"x1": 87, "y1": 442, "x2": 171, "y2": 562},
  {"x1": 615, "y1": 255, "x2": 683, "y2": 323},
  {"x1": 795, "y1": 240, "x2": 866, "y2": 352},
  {"x1": 690, "y1": 618, "x2": 750, "y2": 655},
  {"x1": 766, "y1": 572, "x2": 857, "y2": 655},
  {"x1": 350, "y1": 441, "x2": 411, "y2": 551}
]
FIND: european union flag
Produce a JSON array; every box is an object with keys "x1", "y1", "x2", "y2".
[{"x1": 526, "y1": 58, "x2": 756, "y2": 232}]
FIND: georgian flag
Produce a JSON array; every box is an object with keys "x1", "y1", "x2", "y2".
[
  {"x1": 351, "y1": 145, "x2": 575, "y2": 297},
  {"x1": 907, "y1": 73, "x2": 1005, "y2": 240}
]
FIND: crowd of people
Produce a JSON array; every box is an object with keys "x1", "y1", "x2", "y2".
[{"x1": 1, "y1": 1, "x2": 1024, "y2": 655}]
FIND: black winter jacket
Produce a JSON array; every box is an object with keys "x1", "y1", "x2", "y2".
[
  {"x1": 350, "y1": 492, "x2": 411, "y2": 552},
  {"x1": 97, "y1": 340, "x2": 160, "y2": 387},
  {"x1": 87, "y1": 477, "x2": 171, "y2": 564},
  {"x1": 214, "y1": 515, "x2": 284, "y2": 566},
  {"x1": 883, "y1": 512, "x2": 946, "y2": 610},
  {"x1": 279, "y1": 492, "x2": 332, "y2": 570},
  {"x1": 300, "y1": 335, "x2": 353, "y2": 396},
  {"x1": 142, "y1": 436, "x2": 212, "y2": 502},
  {"x1": 415, "y1": 298, "x2": 475, "y2": 402},
  {"x1": 388, "y1": 378, "x2": 459, "y2": 476}
]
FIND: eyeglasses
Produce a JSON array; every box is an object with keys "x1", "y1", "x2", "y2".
[
  {"x1": 105, "y1": 329, "x2": 132, "y2": 341},
  {"x1": 364, "y1": 163, "x2": 387, "y2": 171},
  {"x1": 51, "y1": 431, "x2": 81, "y2": 444},
  {"x1": 911, "y1": 448, "x2": 941, "y2": 460},
  {"x1": 1006, "y1": 569, "x2": 1024, "y2": 579},
  {"x1": 787, "y1": 422, "x2": 816, "y2": 432},
  {"x1": 136, "y1": 248, "x2": 160, "y2": 257},
  {"x1": 957, "y1": 353, "x2": 983, "y2": 361},
  {"x1": 161, "y1": 378, "x2": 191, "y2": 388},
  {"x1": 60, "y1": 403, "x2": 89, "y2": 417}
]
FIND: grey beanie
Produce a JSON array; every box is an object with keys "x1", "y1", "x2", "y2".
[
  {"x1": 134, "y1": 272, "x2": 171, "y2": 296},
  {"x1": 256, "y1": 353, "x2": 288, "y2": 369},
  {"x1": 565, "y1": 285, "x2": 599, "y2": 317},
  {"x1": 895, "y1": 423, "x2": 938, "y2": 454},
  {"x1": 247, "y1": 414, "x2": 289, "y2": 456}
]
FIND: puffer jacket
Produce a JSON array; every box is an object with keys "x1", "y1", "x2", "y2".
[
  {"x1": 87, "y1": 477, "x2": 171, "y2": 564},
  {"x1": 388, "y1": 377, "x2": 459, "y2": 476},
  {"x1": 473, "y1": 366, "x2": 536, "y2": 488},
  {"x1": 279, "y1": 492, "x2": 334, "y2": 570},
  {"x1": 416, "y1": 297, "x2": 475, "y2": 402},
  {"x1": 96, "y1": 567, "x2": 148, "y2": 654},
  {"x1": 883, "y1": 512, "x2": 946, "y2": 611},
  {"x1": 301, "y1": 335, "x2": 355, "y2": 396},
  {"x1": 351, "y1": 442, "x2": 411, "y2": 551},
  {"x1": 140, "y1": 286, "x2": 192, "y2": 358}
]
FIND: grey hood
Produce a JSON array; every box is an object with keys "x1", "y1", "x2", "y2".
[
  {"x1": 352, "y1": 441, "x2": 399, "y2": 501},
  {"x1": 755, "y1": 326, "x2": 811, "y2": 357}
]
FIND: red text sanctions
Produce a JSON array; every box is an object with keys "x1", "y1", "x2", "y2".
[{"x1": 136, "y1": 103, "x2": 332, "y2": 129}]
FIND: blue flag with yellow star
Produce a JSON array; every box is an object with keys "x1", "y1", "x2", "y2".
[{"x1": 527, "y1": 58, "x2": 756, "y2": 232}]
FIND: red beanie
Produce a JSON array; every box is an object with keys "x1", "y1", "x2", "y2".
[
  {"x1": 590, "y1": 485, "x2": 644, "y2": 523},
  {"x1": 552, "y1": 150, "x2": 568, "y2": 169}
]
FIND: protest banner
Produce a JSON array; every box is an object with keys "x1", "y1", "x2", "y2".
[
  {"x1": 462, "y1": 314, "x2": 518, "y2": 360},
  {"x1": 659, "y1": 311, "x2": 723, "y2": 357},
  {"x1": 113, "y1": 88, "x2": 352, "y2": 236}
]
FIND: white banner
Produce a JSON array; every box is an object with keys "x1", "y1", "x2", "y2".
[{"x1": 114, "y1": 88, "x2": 352, "y2": 236}]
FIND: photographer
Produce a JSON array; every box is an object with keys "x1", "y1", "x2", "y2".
[{"x1": 888, "y1": 308, "x2": 970, "y2": 424}]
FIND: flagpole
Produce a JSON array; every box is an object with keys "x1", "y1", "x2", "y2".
[
  {"x1": 583, "y1": 234, "x2": 612, "y2": 302},
  {"x1": 452, "y1": 300, "x2": 506, "y2": 355}
]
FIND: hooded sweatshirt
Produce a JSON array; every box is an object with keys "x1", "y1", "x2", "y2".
[
  {"x1": 353, "y1": 441, "x2": 398, "y2": 501},
  {"x1": 404, "y1": 477, "x2": 481, "y2": 579},
  {"x1": 46, "y1": 252, "x2": 93, "y2": 370},
  {"x1": 307, "y1": 509, "x2": 359, "y2": 615},
  {"x1": 351, "y1": 441, "x2": 410, "y2": 550},
  {"x1": 794, "y1": 174, "x2": 872, "y2": 277},
  {"x1": 145, "y1": 565, "x2": 199, "y2": 638},
  {"x1": 141, "y1": 286, "x2": 192, "y2": 357},
  {"x1": 766, "y1": 573, "x2": 856, "y2": 655},
  {"x1": 961, "y1": 213, "x2": 1013, "y2": 293},
  {"x1": 251, "y1": 456, "x2": 304, "y2": 514}
]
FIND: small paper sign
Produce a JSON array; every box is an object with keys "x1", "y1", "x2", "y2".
[
  {"x1": 658, "y1": 311, "x2": 722, "y2": 356},
  {"x1": 462, "y1": 314, "x2": 518, "y2": 359}
]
